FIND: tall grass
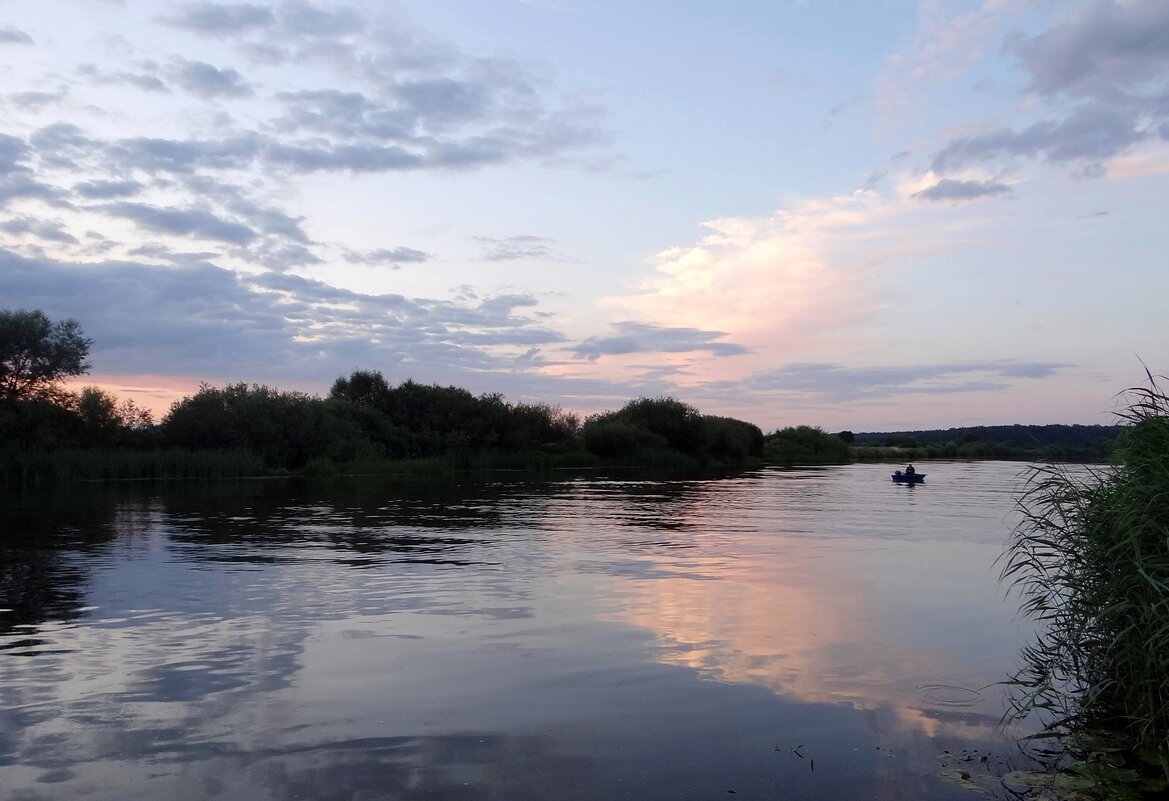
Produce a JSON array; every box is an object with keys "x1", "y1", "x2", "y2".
[
  {"x1": 0, "y1": 447, "x2": 268, "y2": 485},
  {"x1": 313, "y1": 447, "x2": 714, "y2": 477},
  {"x1": 1000, "y1": 376, "x2": 1169, "y2": 785}
]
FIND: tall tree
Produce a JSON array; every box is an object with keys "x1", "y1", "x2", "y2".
[{"x1": 0, "y1": 309, "x2": 92, "y2": 402}]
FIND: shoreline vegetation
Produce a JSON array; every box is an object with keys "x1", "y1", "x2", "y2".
[
  {"x1": 762, "y1": 423, "x2": 1119, "y2": 467},
  {"x1": 1, "y1": 309, "x2": 1123, "y2": 485},
  {"x1": 0, "y1": 419, "x2": 1124, "y2": 486},
  {"x1": 0, "y1": 376, "x2": 770, "y2": 486},
  {"x1": 0, "y1": 308, "x2": 773, "y2": 485},
  {"x1": 999, "y1": 376, "x2": 1169, "y2": 799},
  {"x1": 0, "y1": 379, "x2": 1124, "y2": 486}
]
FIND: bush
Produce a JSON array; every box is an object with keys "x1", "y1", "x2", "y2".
[
  {"x1": 612, "y1": 397, "x2": 707, "y2": 456},
  {"x1": 161, "y1": 383, "x2": 358, "y2": 469},
  {"x1": 704, "y1": 415, "x2": 764, "y2": 460},
  {"x1": 581, "y1": 419, "x2": 667, "y2": 458},
  {"x1": 764, "y1": 425, "x2": 850, "y2": 465}
]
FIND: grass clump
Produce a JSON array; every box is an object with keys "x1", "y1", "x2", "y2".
[{"x1": 1000, "y1": 375, "x2": 1169, "y2": 792}]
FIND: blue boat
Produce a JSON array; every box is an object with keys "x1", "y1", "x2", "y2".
[{"x1": 892, "y1": 470, "x2": 925, "y2": 484}]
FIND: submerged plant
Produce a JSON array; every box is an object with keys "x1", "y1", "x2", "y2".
[{"x1": 1000, "y1": 374, "x2": 1169, "y2": 792}]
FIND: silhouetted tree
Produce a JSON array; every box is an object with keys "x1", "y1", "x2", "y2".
[
  {"x1": 72, "y1": 386, "x2": 155, "y2": 447},
  {"x1": 330, "y1": 369, "x2": 392, "y2": 409},
  {"x1": 0, "y1": 309, "x2": 91, "y2": 403},
  {"x1": 611, "y1": 396, "x2": 707, "y2": 456}
]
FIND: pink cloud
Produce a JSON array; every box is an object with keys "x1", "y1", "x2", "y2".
[{"x1": 598, "y1": 190, "x2": 893, "y2": 385}]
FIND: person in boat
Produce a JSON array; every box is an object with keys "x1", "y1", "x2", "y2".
[{"x1": 905, "y1": 464, "x2": 915, "y2": 475}]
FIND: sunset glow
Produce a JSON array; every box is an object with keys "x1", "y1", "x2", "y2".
[{"x1": 3, "y1": 0, "x2": 1167, "y2": 431}]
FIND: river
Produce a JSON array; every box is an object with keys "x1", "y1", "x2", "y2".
[{"x1": 0, "y1": 461, "x2": 1044, "y2": 800}]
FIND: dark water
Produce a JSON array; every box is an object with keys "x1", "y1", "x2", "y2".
[{"x1": 0, "y1": 462, "x2": 1043, "y2": 800}]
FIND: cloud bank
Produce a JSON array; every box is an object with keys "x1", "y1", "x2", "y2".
[
  {"x1": 0, "y1": 1, "x2": 605, "y2": 276},
  {"x1": 929, "y1": 0, "x2": 1169, "y2": 179}
]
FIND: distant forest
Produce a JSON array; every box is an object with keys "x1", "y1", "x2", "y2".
[{"x1": 845, "y1": 424, "x2": 1122, "y2": 463}]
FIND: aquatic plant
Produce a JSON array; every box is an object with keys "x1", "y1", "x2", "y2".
[{"x1": 999, "y1": 374, "x2": 1169, "y2": 791}]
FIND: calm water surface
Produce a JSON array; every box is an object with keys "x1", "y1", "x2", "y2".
[{"x1": 1, "y1": 462, "x2": 1043, "y2": 800}]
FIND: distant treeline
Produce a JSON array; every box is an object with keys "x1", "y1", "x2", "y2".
[
  {"x1": 757, "y1": 423, "x2": 1124, "y2": 466},
  {"x1": 0, "y1": 369, "x2": 765, "y2": 484},
  {"x1": 845, "y1": 424, "x2": 1122, "y2": 463}
]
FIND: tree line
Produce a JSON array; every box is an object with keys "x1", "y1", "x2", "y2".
[
  {"x1": 758, "y1": 424, "x2": 1120, "y2": 466},
  {"x1": 845, "y1": 424, "x2": 1120, "y2": 463},
  {"x1": 1, "y1": 308, "x2": 1118, "y2": 483},
  {"x1": 0, "y1": 309, "x2": 764, "y2": 482}
]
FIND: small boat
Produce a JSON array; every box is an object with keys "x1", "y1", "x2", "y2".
[{"x1": 892, "y1": 470, "x2": 925, "y2": 484}]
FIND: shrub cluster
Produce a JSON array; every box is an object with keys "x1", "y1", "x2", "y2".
[
  {"x1": 581, "y1": 397, "x2": 763, "y2": 467},
  {"x1": 2, "y1": 370, "x2": 764, "y2": 482},
  {"x1": 763, "y1": 425, "x2": 850, "y2": 465}
]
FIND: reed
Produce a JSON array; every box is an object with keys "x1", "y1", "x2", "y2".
[
  {"x1": 317, "y1": 448, "x2": 710, "y2": 477},
  {"x1": 999, "y1": 375, "x2": 1169, "y2": 784},
  {"x1": 0, "y1": 447, "x2": 268, "y2": 485}
]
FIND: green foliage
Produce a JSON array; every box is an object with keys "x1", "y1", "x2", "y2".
[
  {"x1": 0, "y1": 398, "x2": 83, "y2": 449},
  {"x1": 507, "y1": 402, "x2": 580, "y2": 452},
  {"x1": 329, "y1": 369, "x2": 391, "y2": 408},
  {"x1": 579, "y1": 397, "x2": 760, "y2": 467},
  {"x1": 387, "y1": 380, "x2": 505, "y2": 454},
  {"x1": 75, "y1": 386, "x2": 122, "y2": 442},
  {"x1": 0, "y1": 447, "x2": 265, "y2": 484},
  {"x1": 319, "y1": 397, "x2": 405, "y2": 460},
  {"x1": 852, "y1": 424, "x2": 1120, "y2": 463},
  {"x1": 883, "y1": 433, "x2": 919, "y2": 448},
  {"x1": 327, "y1": 371, "x2": 581, "y2": 458},
  {"x1": 0, "y1": 311, "x2": 157, "y2": 454},
  {"x1": 0, "y1": 387, "x2": 155, "y2": 452},
  {"x1": 0, "y1": 309, "x2": 92, "y2": 403},
  {"x1": 161, "y1": 382, "x2": 358, "y2": 468},
  {"x1": 609, "y1": 396, "x2": 707, "y2": 455},
  {"x1": 1000, "y1": 376, "x2": 1169, "y2": 785},
  {"x1": 704, "y1": 415, "x2": 764, "y2": 461},
  {"x1": 73, "y1": 387, "x2": 155, "y2": 447},
  {"x1": 581, "y1": 419, "x2": 669, "y2": 459},
  {"x1": 149, "y1": 371, "x2": 592, "y2": 476},
  {"x1": 0, "y1": 339, "x2": 756, "y2": 481},
  {"x1": 763, "y1": 425, "x2": 850, "y2": 465}
]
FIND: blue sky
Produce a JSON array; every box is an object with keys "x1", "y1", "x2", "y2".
[{"x1": 1, "y1": 0, "x2": 1166, "y2": 430}]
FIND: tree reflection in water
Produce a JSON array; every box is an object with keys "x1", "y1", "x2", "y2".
[{"x1": 2, "y1": 467, "x2": 1055, "y2": 800}]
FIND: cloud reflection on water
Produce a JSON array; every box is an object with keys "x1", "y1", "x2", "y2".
[
  {"x1": 579, "y1": 466, "x2": 1026, "y2": 752},
  {"x1": 0, "y1": 467, "x2": 1033, "y2": 800}
]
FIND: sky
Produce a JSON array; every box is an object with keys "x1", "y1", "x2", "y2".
[{"x1": 1, "y1": 0, "x2": 1167, "y2": 432}]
